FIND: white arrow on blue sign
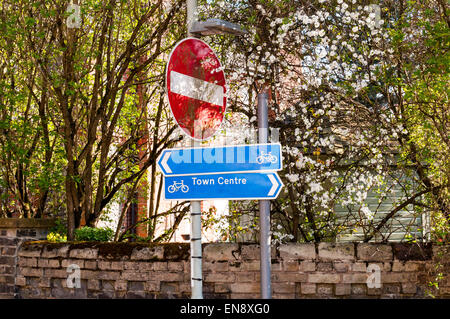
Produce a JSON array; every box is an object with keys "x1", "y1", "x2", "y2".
[
  {"x1": 164, "y1": 172, "x2": 283, "y2": 200},
  {"x1": 158, "y1": 143, "x2": 282, "y2": 176}
]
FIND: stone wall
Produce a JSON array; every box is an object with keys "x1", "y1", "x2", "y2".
[
  {"x1": 0, "y1": 218, "x2": 55, "y2": 299},
  {"x1": 9, "y1": 241, "x2": 450, "y2": 299}
]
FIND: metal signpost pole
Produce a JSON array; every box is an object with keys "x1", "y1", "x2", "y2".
[
  {"x1": 186, "y1": 0, "x2": 203, "y2": 300},
  {"x1": 258, "y1": 90, "x2": 272, "y2": 299},
  {"x1": 190, "y1": 138, "x2": 203, "y2": 300}
]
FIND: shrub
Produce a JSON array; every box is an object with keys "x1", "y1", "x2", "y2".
[
  {"x1": 46, "y1": 232, "x2": 67, "y2": 242},
  {"x1": 47, "y1": 219, "x2": 68, "y2": 242},
  {"x1": 74, "y1": 226, "x2": 114, "y2": 242}
]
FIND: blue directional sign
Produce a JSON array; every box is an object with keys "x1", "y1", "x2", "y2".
[
  {"x1": 158, "y1": 143, "x2": 282, "y2": 176},
  {"x1": 164, "y1": 172, "x2": 283, "y2": 200}
]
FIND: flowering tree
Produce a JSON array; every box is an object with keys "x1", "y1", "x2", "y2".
[{"x1": 200, "y1": 0, "x2": 449, "y2": 243}]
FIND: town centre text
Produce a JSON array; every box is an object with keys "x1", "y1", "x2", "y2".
[{"x1": 192, "y1": 176, "x2": 247, "y2": 185}]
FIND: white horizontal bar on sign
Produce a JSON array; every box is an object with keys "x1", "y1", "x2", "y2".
[{"x1": 170, "y1": 70, "x2": 224, "y2": 107}]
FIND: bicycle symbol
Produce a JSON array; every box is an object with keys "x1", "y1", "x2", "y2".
[
  {"x1": 256, "y1": 151, "x2": 278, "y2": 164},
  {"x1": 168, "y1": 180, "x2": 189, "y2": 193}
]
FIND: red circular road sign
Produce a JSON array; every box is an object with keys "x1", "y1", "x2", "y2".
[{"x1": 166, "y1": 38, "x2": 227, "y2": 141}]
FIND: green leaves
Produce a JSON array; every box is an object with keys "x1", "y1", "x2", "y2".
[
  {"x1": 74, "y1": 226, "x2": 115, "y2": 242},
  {"x1": 47, "y1": 224, "x2": 115, "y2": 242},
  {"x1": 25, "y1": 17, "x2": 37, "y2": 27}
]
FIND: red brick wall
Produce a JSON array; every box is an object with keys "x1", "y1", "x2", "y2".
[{"x1": 120, "y1": 55, "x2": 149, "y2": 238}]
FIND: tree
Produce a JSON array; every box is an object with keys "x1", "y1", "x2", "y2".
[
  {"x1": 383, "y1": 0, "x2": 449, "y2": 241},
  {"x1": 0, "y1": 0, "x2": 187, "y2": 240},
  {"x1": 0, "y1": 0, "x2": 447, "y2": 244},
  {"x1": 0, "y1": 1, "x2": 65, "y2": 218}
]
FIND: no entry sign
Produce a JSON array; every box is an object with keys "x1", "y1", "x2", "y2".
[{"x1": 166, "y1": 38, "x2": 227, "y2": 141}]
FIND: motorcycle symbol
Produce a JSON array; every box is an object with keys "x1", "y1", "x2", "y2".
[
  {"x1": 256, "y1": 151, "x2": 278, "y2": 164},
  {"x1": 168, "y1": 181, "x2": 189, "y2": 193}
]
